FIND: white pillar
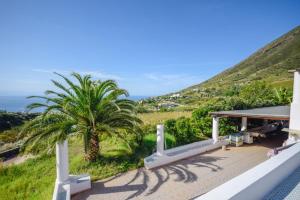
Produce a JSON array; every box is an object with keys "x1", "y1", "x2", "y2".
[
  {"x1": 56, "y1": 140, "x2": 69, "y2": 183},
  {"x1": 156, "y1": 124, "x2": 164, "y2": 156},
  {"x1": 263, "y1": 119, "x2": 268, "y2": 127},
  {"x1": 241, "y1": 117, "x2": 247, "y2": 131},
  {"x1": 293, "y1": 70, "x2": 300, "y2": 103},
  {"x1": 290, "y1": 70, "x2": 300, "y2": 131},
  {"x1": 212, "y1": 116, "x2": 219, "y2": 143}
]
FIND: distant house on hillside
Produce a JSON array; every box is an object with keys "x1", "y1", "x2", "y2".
[
  {"x1": 169, "y1": 93, "x2": 181, "y2": 99},
  {"x1": 158, "y1": 101, "x2": 179, "y2": 109}
]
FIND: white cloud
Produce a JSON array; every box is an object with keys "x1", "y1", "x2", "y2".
[
  {"x1": 143, "y1": 73, "x2": 203, "y2": 88},
  {"x1": 28, "y1": 69, "x2": 202, "y2": 96},
  {"x1": 144, "y1": 73, "x2": 200, "y2": 82},
  {"x1": 32, "y1": 68, "x2": 69, "y2": 74},
  {"x1": 80, "y1": 71, "x2": 122, "y2": 80},
  {"x1": 32, "y1": 68, "x2": 122, "y2": 80},
  {"x1": 144, "y1": 73, "x2": 160, "y2": 81}
]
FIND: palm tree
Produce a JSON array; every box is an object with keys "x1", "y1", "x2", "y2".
[{"x1": 21, "y1": 72, "x2": 142, "y2": 162}]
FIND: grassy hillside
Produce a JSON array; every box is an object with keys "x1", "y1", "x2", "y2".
[
  {"x1": 184, "y1": 25, "x2": 300, "y2": 94},
  {"x1": 0, "y1": 124, "x2": 177, "y2": 200},
  {"x1": 138, "y1": 111, "x2": 192, "y2": 125},
  {"x1": 141, "y1": 26, "x2": 300, "y2": 109}
]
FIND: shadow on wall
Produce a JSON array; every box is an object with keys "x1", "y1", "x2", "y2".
[{"x1": 72, "y1": 155, "x2": 225, "y2": 200}]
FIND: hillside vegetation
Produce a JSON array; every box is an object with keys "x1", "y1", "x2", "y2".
[
  {"x1": 138, "y1": 111, "x2": 192, "y2": 125},
  {"x1": 185, "y1": 26, "x2": 300, "y2": 93},
  {"x1": 2, "y1": 26, "x2": 298, "y2": 199},
  {"x1": 142, "y1": 26, "x2": 300, "y2": 109}
]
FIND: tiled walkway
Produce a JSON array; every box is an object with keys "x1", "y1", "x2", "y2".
[
  {"x1": 73, "y1": 139, "x2": 281, "y2": 200},
  {"x1": 265, "y1": 166, "x2": 300, "y2": 200}
]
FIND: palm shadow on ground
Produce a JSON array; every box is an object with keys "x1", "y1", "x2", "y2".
[{"x1": 72, "y1": 154, "x2": 225, "y2": 200}]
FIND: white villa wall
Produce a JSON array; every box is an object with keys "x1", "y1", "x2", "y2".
[
  {"x1": 290, "y1": 70, "x2": 300, "y2": 130},
  {"x1": 144, "y1": 139, "x2": 228, "y2": 169},
  {"x1": 52, "y1": 181, "x2": 70, "y2": 200},
  {"x1": 156, "y1": 124, "x2": 164, "y2": 156},
  {"x1": 144, "y1": 119, "x2": 229, "y2": 169},
  {"x1": 62, "y1": 184, "x2": 71, "y2": 200},
  {"x1": 212, "y1": 116, "x2": 219, "y2": 143},
  {"x1": 56, "y1": 140, "x2": 69, "y2": 183},
  {"x1": 53, "y1": 140, "x2": 91, "y2": 200},
  {"x1": 196, "y1": 142, "x2": 300, "y2": 200},
  {"x1": 241, "y1": 117, "x2": 247, "y2": 131},
  {"x1": 288, "y1": 70, "x2": 300, "y2": 142}
]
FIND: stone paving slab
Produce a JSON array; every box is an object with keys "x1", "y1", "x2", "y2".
[
  {"x1": 72, "y1": 139, "x2": 280, "y2": 200},
  {"x1": 265, "y1": 166, "x2": 300, "y2": 200}
]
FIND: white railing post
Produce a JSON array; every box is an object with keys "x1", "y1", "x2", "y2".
[
  {"x1": 56, "y1": 140, "x2": 69, "y2": 183},
  {"x1": 157, "y1": 124, "x2": 165, "y2": 156},
  {"x1": 290, "y1": 70, "x2": 300, "y2": 131},
  {"x1": 212, "y1": 116, "x2": 219, "y2": 143},
  {"x1": 241, "y1": 117, "x2": 247, "y2": 131},
  {"x1": 263, "y1": 119, "x2": 268, "y2": 126},
  {"x1": 293, "y1": 70, "x2": 300, "y2": 103}
]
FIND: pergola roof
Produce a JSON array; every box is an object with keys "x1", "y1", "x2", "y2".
[{"x1": 210, "y1": 105, "x2": 290, "y2": 120}]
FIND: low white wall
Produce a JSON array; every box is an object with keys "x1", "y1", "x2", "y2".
[
  {"x1": 164, "y1": 139, "x2": 214, "y2": 155},
  {"x1": 52, "y1": 175, "x2": 91, "y2": 200},
  {"x1": 144, "y1": 139, "x2": 228, "y2": 169},
  {"x1": 62, "y1": 184, "x2": 71, "y2": 200},
  {"x1": 196, "y1": 142, "x2": 300, "y2": 200},
  {"x1": 69, "y1": 175, "x2": 91, "y2": 195},
  {"x1": 52, "y1": 180, "x2": 70, "y2": 200},
  {"x1": 56, "y1": 140, "x2": 69, "y2": 183}
]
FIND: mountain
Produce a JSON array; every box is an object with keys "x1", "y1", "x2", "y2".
[
  {"x1": 141, "y1": 26, "x2": 300, "y2": 110},
  {"x1": 182, "y1": 25, "x2": 300, "y2": 96}
]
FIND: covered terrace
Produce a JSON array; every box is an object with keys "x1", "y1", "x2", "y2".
[{"x1": 210, "y1": 105, "x2": 290, "y2": 144}]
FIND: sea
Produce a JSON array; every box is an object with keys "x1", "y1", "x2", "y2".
[{"x1": 0, "y1": 96, "x2": 148, "y2": 112}]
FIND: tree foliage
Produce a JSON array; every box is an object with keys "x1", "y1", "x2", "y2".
[
  {"x1": 161, "y1": 81, "x2": 292, "y2": 145},
  {"x1": 21, "y1": 72, "x2": 142, "y2": 162}
]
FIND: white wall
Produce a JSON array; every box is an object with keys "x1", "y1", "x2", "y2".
[
  {"x1": 212, "y1": 116, "x2": 219, "y2": 143},
  {"x1": 196, "y1": 142, "x2": 300, "y2": 200},
  {"x1": 290, "y1": 71, "x2": 300, "y2": 131},
  {"x1": 56, "y1": 140, "x2": 69, "y2": 183},
  {"x1": 156, "y1": 124, "x2": 164, "y2": 156}
]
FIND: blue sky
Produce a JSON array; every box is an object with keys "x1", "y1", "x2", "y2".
[{"x1": 0, "y1": 0, "x2": 299, "y2": 96}]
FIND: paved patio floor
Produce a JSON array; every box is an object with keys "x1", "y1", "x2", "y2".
[{"x1": 72, "y1": 138, "x2": 282, "y2": 200}]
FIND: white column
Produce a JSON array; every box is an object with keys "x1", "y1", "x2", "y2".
[
  {"x1": 293, "y1": 70, "x2": 300, "y2": 103},
  {"x1": 156, "y1": 124, "x2": 164, "y2": 156},
  {"x1": 241, "y1": 117, "x2": 247, "y2": 131},
  {"x1": 290, "y1": 70, "x2": 300, "y2": 131},
  {"x1": 212, "y1": 116, "x2": 219, "y2": 143},
  {"x1": 56, "y1": 140, "x2": 69, "y2": 183},
  {"x1": 263, "y1": 119, "x2": 268, "y2": 127}
]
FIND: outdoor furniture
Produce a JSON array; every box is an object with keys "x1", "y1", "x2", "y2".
[
  {"x1": 247, "y1": 124, "x2": 277, "y2": 138},
  {"x1": 229, "y1": 133, "x2": 244, "y2": 147},
  {"x1": 222, "y1": 145, "x2": 227, "y2": 151},
  {"x1": 243, "y1": 132, "x2": 253, "y2": 144}
]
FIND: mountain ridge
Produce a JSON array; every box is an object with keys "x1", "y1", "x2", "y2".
[
  {"x1": 142, "y1": 25, "x2": 300, "y2": 109},
  {"x1": 179, "y1": 25, "x2": 300, "y2": 96}
]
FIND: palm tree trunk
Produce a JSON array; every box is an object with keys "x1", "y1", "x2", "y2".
[{"x1": 85, "y1": 132, "x2": 99, "y2": 162}]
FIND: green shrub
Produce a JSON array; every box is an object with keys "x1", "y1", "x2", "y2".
[
  {"x1": 273, "y1": 87, "x2": 292, "y2": 105},
  {"x1": 0, "y1": 112, "x2": 38, "y2": 132},
  {"x1": 174, "y1": 117, "x2": 196, "y2": 145},
  {"x1": 165, "y1": 119, "x2": 177, "y2": 136},
  {"x1": 239, "y1": 81, "x2": 275, "y2": 107},
  {"x1": 219, "y1": 118, "x2": 238, "y2": 136},
  {"x1": 224, "y1": 85, "x2": 241, "y2": 96},
  {"x1": 191, "y1": 115, "x2": 212, "y2": 138},
  {"x1": 0, "y1": 128, "x2": 20, "y2": 143},
  {"x1": 142, "y1": 133, "x2": 176, "y2": 152}
]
